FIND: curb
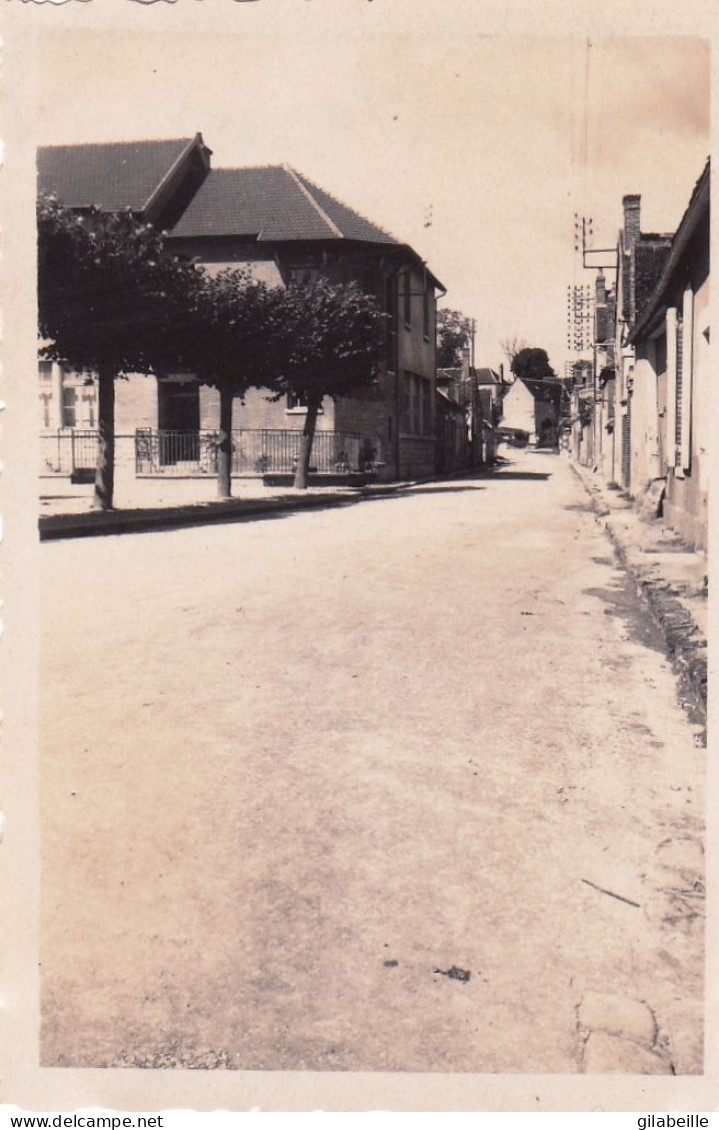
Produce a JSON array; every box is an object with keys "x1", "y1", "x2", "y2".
[
  {"x1": 607, "y1": 531, "x2": 707, "y2": 732},
  {"x1": 38, "y1": 463, "x2": 501, "y2": 542},
  {"x1": 39, "y1": 487, "x2": 384, "y2": 541},
  {"x1": 570, "y1": 463, "x2": 707, "y2": 733}
]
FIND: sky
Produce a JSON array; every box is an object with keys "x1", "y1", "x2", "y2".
[{"x1": 36, "y1": 23, "x2": 709, "y2": 374}]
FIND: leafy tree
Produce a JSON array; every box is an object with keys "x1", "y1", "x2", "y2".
[
  {"x1": 510, "y1": 347, "x2": 557, "y2": 384},
  {"x1": 37, "y1": 195, "x2": 197, "y2": 510},
  {"x1": 436, "y1": 307, "x2": 473, "y2": 368},
  {"x1": 179, "y1": 268, "x2": 285, "y2": 499},
  {"x1": 270, "y1": 278, "x2": 386, "y2": 489}
]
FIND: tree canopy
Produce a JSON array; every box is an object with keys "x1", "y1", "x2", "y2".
[
  {"x1": 38, "y1": 195, "x2": 197, "y2": 379},
  {"x1": 436, "y1": 307, "x2": 473, "y2": 368},
  {"x1": 269, "y1": 278, "x2": 386, "y2": 488},
  {"x1": 38, "y1": 195, "x2": 200, "y2": 509},
  {"x1": 510, "y1": 347, "x2": 557, "y2": 384},
  {"x1": 178, "y1": 267, "x2": 286, "y2": 498}
]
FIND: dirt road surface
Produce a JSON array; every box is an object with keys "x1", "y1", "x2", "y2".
[{"x1": 40, "y1": 450, "x2": 705, "y2": 1073}]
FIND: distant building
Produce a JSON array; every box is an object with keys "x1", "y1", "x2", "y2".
[
  {"x1": 500, "y1": 377, "x2": 562, "y2": 447},
  {"x1": 474, "y1": 368, "x2": 503, "y2": 464}
]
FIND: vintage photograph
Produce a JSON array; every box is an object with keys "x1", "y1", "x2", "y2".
[{"x1": 6, "y1": 7, "x2": 713, "y2": 1100}]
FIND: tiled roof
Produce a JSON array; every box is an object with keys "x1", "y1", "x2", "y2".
[
  {"x1": 519, "y1": 378, "x2": 563, "y2": 403},
  {"x1": 170, "y1": 165, "x2": 399, "y2": 244},
  {"x1": 37, "y1": 138, "x2": 197, "y2": 212},
  {"x1": 293, "y1": 170, "x2": 398, "y2": 245},
  {"x1": 475, "y1": 367, "x2": 500, "y2": 385},
  {"x1": 629, "y1": 159, "x2": 710, "y2": 343}
]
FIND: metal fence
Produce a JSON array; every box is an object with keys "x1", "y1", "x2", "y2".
[
  {"x1": 40, "y1": 427, "x2": 368, "y2": 477},
  {"x1": 40, "y1": 430, "x2": 99, "y2": 475},
  {"x1": 135, "y1": 429, "x2": 364, "y2": 475}
]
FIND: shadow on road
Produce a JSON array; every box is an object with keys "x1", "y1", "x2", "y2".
[
  {"x1": 584, "y1": 577, "x2": 666, "y2": 654},
  {"x1": 383, "y1": 483, "x2": 487, "y2": 497},
  {"x1": 489, "y1": 471, "x2": 552, "y2": 482}
]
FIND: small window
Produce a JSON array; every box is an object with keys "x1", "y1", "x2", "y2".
[
  {"x1": 361, "y1": 268, "x2": 375, "y2": 296},
  {"x1": 385, "y1": 275, "x2": 397, "y2": 368},
  {"x1": 287, "y1": 393, "x2": 323, "y2": 414},
  {"x1": 288, "y1": 267, "x2": 319, "y2": 286},
  {"x1": 62, "y1": 386, "x2": 77, "y2": 428},
  {"x1": 39, "y1": 361, "x2": 53, "y2": 382},
  {"x1": 84, "y1": 394, "x2": 95, "y2": 428},
  {"x1": 403, "y1": 271, "x2": 411, "y2": 328}
]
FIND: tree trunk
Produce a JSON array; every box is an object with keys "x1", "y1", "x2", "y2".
[
  {"x1": 93, "y1": 367, "x2": 116, "y2": 511},
  {"x1": 217, "y1": 384, "x2": 234, "y2": 500},
  {"x1": 293, "y1": 396, "x2": 320, "y2": 490}
]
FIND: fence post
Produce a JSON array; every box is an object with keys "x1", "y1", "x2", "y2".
[{"x1": 70, "y1": 429, "x2": 76, "y2": 473}]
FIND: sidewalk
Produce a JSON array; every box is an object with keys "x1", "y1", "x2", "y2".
[
  {"x1": 38, "y1": 463, "x2": 504, "y2": 540},
  {"x1": 571, "y1": 460, "x2": 708, "y2": 731},
  {"x1": 38, "y1": 478, "x2": 409, "y2": 540}
]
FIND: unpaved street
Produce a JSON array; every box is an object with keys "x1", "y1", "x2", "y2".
[{"x1": 40, "y1": 451, "x2": 705, "y2": 1073}]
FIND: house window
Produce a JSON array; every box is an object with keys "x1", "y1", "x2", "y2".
[
  {"x1": 158, "y1": 379, "x2": 200, "y2": 433},
  {"x1": 287, "y1": 393, "x2": 323, "y2": 414},
  {"x1": 402, "y1": 372, "x2": 432, "y2": 436},
  {"x1": 385, "y1": 274, "x2": 397, "y2": 369},
  {"x1": 360, "y1": 267, "x2": 375, "y2": 296},
  {"x1": 83, "y1": 392, "x2": 96, "y2": 428},
  {"x1": 39, "y1": 361, "x2": 52, "y2": 382},
  {"x1": 423, "y1": 281, "x2": 430, "y2": 340},
  {"x1": 62, "y1": 386, "x2": 77, "y2": 428},
  {"x1": 403, "y1": 270, "x2": 412, "y2": 328},
  {"x1": 421, "y1": 377, "x2": 432, "y2": 434},
  {"x1": 288, "y1": 267, "x2": 319, "y2": 286},
  {"x1": 675, "y1": 314, "x2": 684, "y2": 463}
]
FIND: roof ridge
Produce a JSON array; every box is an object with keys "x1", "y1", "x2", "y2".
[
  {"x1": 142, "y1": 135, "x2": 205, "y2": 214},
  {"x1": 293, "y1": 167, "x2": 398, "y2": 243},
  {"x1": 282, "y1": 164, "x2": 343, "y2": 239},
  {"x1": 38, "y1": 137, "x2": 195, "y2": 151},
  {"x1": 209, "y1": 164, "x2": 286, "y2": 173}
]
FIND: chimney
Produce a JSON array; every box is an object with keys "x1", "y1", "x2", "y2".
[
  {"x1": 622, "y1": 194, "x2": 641, "y2": 252},
  {"x1": 461, "y1": 344, "x2": 471, "y2": 377}
]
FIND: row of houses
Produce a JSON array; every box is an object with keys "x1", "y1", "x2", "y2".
[
  {"x1": 38, "y1": 133, "x2": 503, "y2": 489},
  {"x1": 567, "y1": 162, "x2": 710, "y2": 551}
]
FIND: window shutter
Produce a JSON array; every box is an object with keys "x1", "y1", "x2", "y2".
[
  {"x1": 675, "y1": 314, "x2": 683, "y2": 469},
  {"x1": 665, "y1": 308, "x2": 678, "y2": 472},
  {"x1": 680, "y1": 286, "x2": 694, "y2": 473}
]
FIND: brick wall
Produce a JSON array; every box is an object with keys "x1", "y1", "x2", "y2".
[
  {"x1": 115, "y1": 373, "x2": 158, "y2": 432},
  {"x1": 334, "y1": 373, "x2": 395, "y2": 472},
  {"x1": 230, "y1": 386, "x2": 337, "y2": 432},
  {"x1": 622, "y1": 195, "x2": 641, "y2": 253}
]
